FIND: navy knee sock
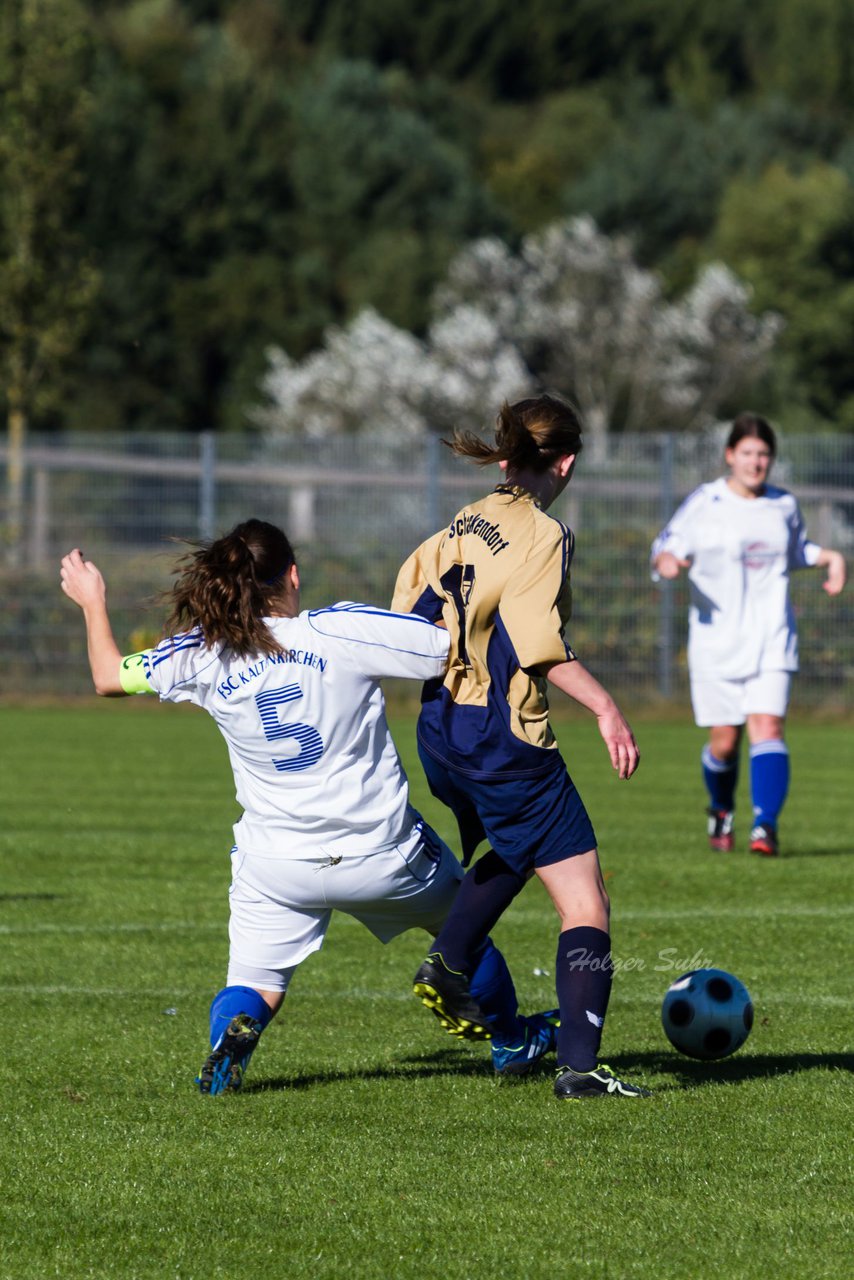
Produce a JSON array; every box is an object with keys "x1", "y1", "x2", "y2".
[
  {"x1": 209, "y1": 985, "x2": 274, "y2": 1048},
  {"x1": 555, "y1": 926, "x2": 613, "y2": 1073},
  {"x1": 701, "y1": 744, "x2": 739, "y2": 813},
  {"x1": 428, "y1": 849, "x2": 527, "y2": 974}
]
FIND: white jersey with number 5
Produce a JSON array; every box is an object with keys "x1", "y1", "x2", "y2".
[
  {"x1": 652, "y1": 478, "x2": 821, "y2": 679},
  {"x1": 142, "y1": 604, "x2": 449, "y2": 859}
]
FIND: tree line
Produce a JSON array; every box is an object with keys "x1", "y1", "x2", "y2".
[{"x1": 2, "y1": 0, "x2": 854, "y2": 443}]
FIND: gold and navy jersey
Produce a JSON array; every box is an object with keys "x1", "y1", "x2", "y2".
[{"x1": 392, "y1": 485, "x2": 576, "y2": 780}]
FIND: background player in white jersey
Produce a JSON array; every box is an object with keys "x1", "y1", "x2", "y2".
[
  {"x1": 393, "y1": 396, "x2": 650, "y2": 1101},
  {"x1": 652, "y1": 413, "x2": 846, "y2": 857},
  {"x1": 60, "y1": 519, "x2": 559, "y2": 1094}
]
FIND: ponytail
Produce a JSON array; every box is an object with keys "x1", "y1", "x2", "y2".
[
  {"x1": 163, "y1": 519, "x2": 296, "y2": 658},
  {"x1": 445, "y1": 395, "x2": 583, "y2": 473}
]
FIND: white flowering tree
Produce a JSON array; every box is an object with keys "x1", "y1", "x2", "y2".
[
  {"x1": 255, "y1": 309, "x2": 431, "y2": 442},
  {"x1": 257, "y1": 218, "x2": 781, "y2": 455},
  {"x1": 436, "y1": 218, "x2": 783, "y2": 458},
  {"x1": 655, "y1": 262, "x2": 785, "y2": 431},
  {"x1": 255, "y1": 306, "x2": 531, "y2": 442}
]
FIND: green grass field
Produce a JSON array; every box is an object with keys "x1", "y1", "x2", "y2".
[{"x1": 1, "y1": 703, "x2": 852, "y2": 1280}]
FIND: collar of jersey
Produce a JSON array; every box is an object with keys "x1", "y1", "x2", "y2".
[{"x1": 493, "y1": 483, "x2": 542, "y2": 508}]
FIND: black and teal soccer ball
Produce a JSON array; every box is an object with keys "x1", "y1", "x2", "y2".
[{"x1": 661, "y1": 968, "x2": 753, "y2": 1060}]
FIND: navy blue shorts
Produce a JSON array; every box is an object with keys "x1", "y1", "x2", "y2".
[{"x1": 418, "y1": 743, "x2": 597, "y2": 876}]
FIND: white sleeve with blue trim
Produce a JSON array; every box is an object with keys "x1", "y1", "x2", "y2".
[
  {"x1": 307, "y1": 603, "x2": 449, "y2": 681},
  {"x1": 651, "y1": 484, "x2": 708, "y2": 571},
  {"x1": 787, "y1": 498, "x2": 821, "y2": 571},
  {"x1": 142, "y1": 628, "x2": 214, "y2": 705}
]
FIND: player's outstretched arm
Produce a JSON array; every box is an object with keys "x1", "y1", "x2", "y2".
[
  {"x1": 60, "y1": 549, "x2": 126, "y2": 696},
  {"x1": 545, "y1": 658, "x2": 640, "y2": 779},
  {"x1": 815, "y1": 547, "x2": 847, "y2": 596},
  {"x1": 652, "y1": 550, "x2": 691, "y2": 580}
]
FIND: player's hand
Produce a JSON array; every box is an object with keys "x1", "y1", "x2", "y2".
[
  {"x1": 596, "y1": 707, "x2": 640, "y2": 780},
  {"x1": 654, "y1": 551, "x2": 690, "y2": 580},
  {"x1": 60, "y1": 548, "x2": 107, "y2": 610},
  {"x1": 822, "y1": 551, "x2": 846, "y2": 597}
]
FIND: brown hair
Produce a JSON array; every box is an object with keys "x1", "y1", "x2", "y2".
[
  {"x1": 445, "y1": 395, "x2": 584, "y2": 473},
  {"x1": 163, "y1": 519, "x2": 296, "y2": 658},
  {"x1": 726, "y1": 412, "x2": 777, "y2": 457}
]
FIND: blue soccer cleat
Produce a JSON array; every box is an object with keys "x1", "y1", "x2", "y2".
[
  {"x1": 196, "y1": 1013, "x2": 263, "y2": 1096},
  {"x1": 491, "y1": 1009, "x2": 560, "y2": 1076}
]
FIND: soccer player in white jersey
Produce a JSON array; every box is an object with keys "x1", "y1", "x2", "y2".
[
  {"x1": 60, "y1": 520, "x2": 559, "y2": 1094},
  {"x1": 652, "y1": 413, "x2": 846, "y2": 857}
]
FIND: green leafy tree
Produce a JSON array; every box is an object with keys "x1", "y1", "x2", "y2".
[
  {"x1": 76, "y1": 34, "x2": 498, "y2": 431},
  {"x1": 714, "y1": 161, "x2": 854, "y2": 427},
  {"x1": 565, "y1": 95, "x2": 844, "y2": 273},
  {"x1": 746, "y1": 0, "x2": 854, "y2": 117},
  {"x1": 288, "y1": 59, "x2": 502, "y2": 337},
  {"x1": 565, "y1": 104, "x2": 723, "y2": 266},
  {"x1": 0, "y1": 0, "x2": 99, "y2": 560},
  {"x1": 278, "y1": 0, "x2": 583, "y2": 98},
  {"x1": 482, "y1": 89, "x2": 616, "y2": 233},
  {"x1": 76, "y1": 0, "x2": 297, "y2": 432}
]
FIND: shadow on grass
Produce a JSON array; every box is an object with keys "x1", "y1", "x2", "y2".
[
  {"x1": 779, "y1": 844, "x2": 853, "y2": 859},
  {"x1": 0, "y1": 893, "x2": 64, "y2": 902},
  {"x1": 244, "y1": 1047, "x2": 507, "y2": 1094},
  {"x1": 606, "y1": 1049, "x2": 854, "y2": 1091},
  {"x1": 243, "y1": 1048, "x2": 854, "y2": 1095}
]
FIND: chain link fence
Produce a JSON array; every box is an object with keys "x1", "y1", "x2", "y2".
[{"x1": 2, "y1": 430, "x2": 853, "y2": 707}]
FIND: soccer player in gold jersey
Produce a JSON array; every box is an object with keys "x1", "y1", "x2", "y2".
[{"x1": 393, "y1": 395, "x2": 651, "y2": 1099}]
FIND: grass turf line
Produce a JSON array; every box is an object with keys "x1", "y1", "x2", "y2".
[{"x1": 0, "y1": 704, "x2": 852, "y2": 1280}]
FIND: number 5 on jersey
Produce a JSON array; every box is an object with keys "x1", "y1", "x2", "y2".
[{"x1": 255, "y1": 684, "x2": 324, "y2": 772}]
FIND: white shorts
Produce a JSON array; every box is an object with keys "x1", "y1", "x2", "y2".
[
  {"x1": 225, "y1": 824, "x2": 462, "y2": 991},
  {"x1": 690, "y1": 670, "x2": 792, "y2": 727}
]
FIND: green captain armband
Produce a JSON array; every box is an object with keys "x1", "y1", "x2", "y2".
[{"x1": 119, "y1": 651, "x2": 154, "y2": 695}]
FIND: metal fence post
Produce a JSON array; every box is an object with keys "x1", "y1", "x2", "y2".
[
  {"x1": 425, "y1": 431, "x2": 441, "y2": 536},
  {"x1": 289, "y1": 486, "x2": 316, "y2": 541},
  {"x1": 29, "y1": 467, "x2": 50, "y2": 570},
  {"x1": 658, "y1": 432, "x2": 675, "y2": 699},
  {"x1": 199, "y1": 431, "x2": 216, "y2": 540}
]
